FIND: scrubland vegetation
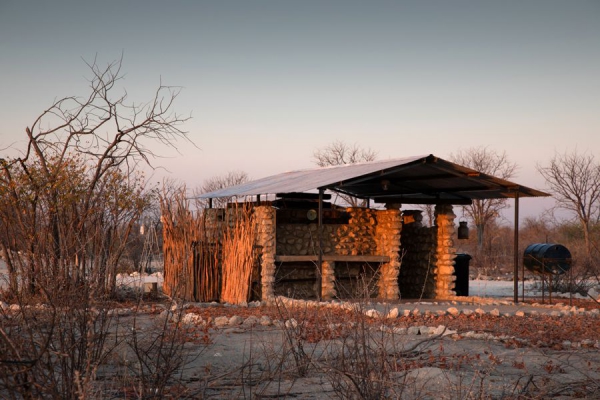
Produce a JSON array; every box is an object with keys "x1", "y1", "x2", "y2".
[{"x1": 1, "y1": 59, "x2": 599, "y2": 398}]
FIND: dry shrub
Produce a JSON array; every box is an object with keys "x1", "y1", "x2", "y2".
[{"x1": 220, "y1": 205, "x2": 256, "y2": 304}]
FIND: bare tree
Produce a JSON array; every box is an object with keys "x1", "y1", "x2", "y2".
[
  {"x1": 313, "y1": 140, "x2": 377, "y2": 168},
  {"x1": 537, "y1": 150, "x2": 600, "y2": 258},
  {"x1": 450, "y1": 146, "x2": 518, "y2": 249},
  {"x1": 196, "y1": 170, "x2": 249, "y2": 208},
  {"x1": 202, "y1": 170, "x2": 249, "y2": 193},
  {"x1": 313, "y1": 140, "x2": 377, "y2": 207},
  {"x1": 0, "y1": 56, "x2": 191, "y2": 297}
]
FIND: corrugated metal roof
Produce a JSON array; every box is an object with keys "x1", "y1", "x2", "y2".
[
  {"x1": 199, "y1": 154, "x2": 550, "y2": 203},
  {"x1": 199, "y1": 155, "x2": 425, "y2": 198}
]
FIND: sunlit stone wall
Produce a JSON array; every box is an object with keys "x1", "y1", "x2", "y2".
[
  {"x1": 433, "y1": 204, "x2": 457, "y2": 298},
  {"x1": 254, "y1": 206, "x2": 276, "y2": 300}
]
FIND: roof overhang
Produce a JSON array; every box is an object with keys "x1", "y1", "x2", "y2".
[{"x1": 199, "y1": 154, "x2": 549, "y2": 204}]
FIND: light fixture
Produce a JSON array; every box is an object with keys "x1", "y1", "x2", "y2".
[{"x1": 458, "y1": 219, "x2": 469, "y2": 240}]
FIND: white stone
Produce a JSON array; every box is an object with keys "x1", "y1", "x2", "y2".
[
  {"x1": 415, "y1": 326, "x2": 427, "y2": 335},
  {"x1": 386, "y1": 308, "x2": 399, "y2": 319},
  {"x1": 365, "y1": 309, "x2": 382, "y2": 318},
  {"x1": 214, "y1": 316, "x2": 229, "y2": 327},
  {"x1": 407, "y1": 326, "x2": 420, "y2": 335},
  {"x1": 489, "y1": 309, "x2": 500, "y2": 317},
  {"x1": 285, "y1": 318, "x2": 298, "y2": 328},
  {"x1": 181, "y1": 313, "x2": 203, "y2": 325},
  {"x1": 447, "y1": 307, "x2": 460, "y2": 316},
  {"x1": 243, "y1": 316, "x2": 260, "y2": 327}
]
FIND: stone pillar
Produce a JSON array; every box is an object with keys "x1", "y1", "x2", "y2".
[
  {"x1": 376, "y1": 209, "x2": 402, "y2": 300},
  {"x1": 254, "y1": 206, "x2": 276, "y2": 300},
  {"x1": 434, "y1": 204, "x2": 457, "y2": 298},
  {"x1": 321, "y1": 260, "x2": 337, "y2": 300}
]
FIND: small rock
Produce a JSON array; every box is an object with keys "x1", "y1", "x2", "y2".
[
  {"x1": 462, "y1": 309, "x2": 474, "y2": 316},
  {"x1": 260, "y1": 316, "x2": 272, "y2": 326},
  {"x1": 285, "y1": 318, "x2": 298, "y2": 329},
  {"x1": 419, "y1": 326, "x2": 431, "y2": 335},
  {"x1": 411, "y1": 308, "x2": 420, "y2": 317},
  {"x1": 181, "y1": 313, "x2": 203, "y2": 325},
  {"x1": 214, "y1": 316, "x2": 229, "y2": 327},
  {"x1": 229, "y1": 315, "x2": 243, "y2": 326},
  {"x1": 386, "y1": 308, "x2": 399, "y2": 319},
  {"x1": 407, "y1": 326, "x2": 420, "y2": 335},
  {"x1": 581, "y1": 339, "x2": 594, "y2": 347},
  {"x1": 431, "y1": 325, "x2": 447, "y2": 336},
  {"x1": 157, "y1": 310, "x2": 171, "y2": 321},
  {"x1": 242, "y1": 316, "x2": 259, "y2": 327},
  {"x1": 447, "y1": 307, "x2": 460, "y2": 316},
  {"x1": 489, "y1": 309, "x2": 500, "y2": 317},
  {"x1": 365, "y1": 309, "x2": 382, "y2": 318},
  {"x1": 515, "y1": 311, "x2": 525, "y2": 317},
  {"x1": 475, "y1": 308, "x2": 485, "y2": 315}
]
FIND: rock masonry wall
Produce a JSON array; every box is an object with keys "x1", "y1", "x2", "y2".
[
  {"x1": 275, "y1": 208, "x2": 377, "y2": 256},
  {"x1": 255, "y1": 204, "x2": 457, "y2": 301},
  {"x1": 254, "y1": 206, "x2": 276, "y2": 300},
  {"x1": 375, "y1": 209, "x2": 402, "y2": 299},
  {"x1": 433, "y1": 204, "x2": 457, "y2": 298}
]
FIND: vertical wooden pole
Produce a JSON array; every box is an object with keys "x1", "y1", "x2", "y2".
[
  {"x1": 513, "y1": 191, "x2": 520, "y2": 304},
  {"x1": 317, "y1": 188, "x2": 324, "y2": 301}
]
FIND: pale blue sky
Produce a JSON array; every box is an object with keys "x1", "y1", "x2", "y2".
[{"x1": 1, "y1": 1, "x2": 599, "y2": 220}]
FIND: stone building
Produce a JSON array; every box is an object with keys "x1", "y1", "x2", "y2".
[{"x1": 198, "y1": 155, "x2": 548, "y2": 301}]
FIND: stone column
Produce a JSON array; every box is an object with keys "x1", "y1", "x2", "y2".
[
  {"x1": 376, "y1": 209, "x2": 402, "y2": 300},
  {"x1": 434, "y1": 204, "x2": 457, "y2": 298},
  {"x1": 321, "y1": 260, "x2": 337, "y2": 300},
  {"x1": 254, "y1": 206, "x2": 276, "y2": 300}
]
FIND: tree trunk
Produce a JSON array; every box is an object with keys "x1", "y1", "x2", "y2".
[{"x1": 476, "y1": 223, "x2": 485, "y2": 250}]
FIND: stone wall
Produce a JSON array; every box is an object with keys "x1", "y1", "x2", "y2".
[
  {"x1": 375, "y1": 209, "x2": 402, "y2": 299},
  {"x1": 254, "y1": 206, "x2": 276, "y2": 300},
  {"x1": 274, "y1": 207, "x2": 398, "y2": 300},
  {"x1": 256, "y1": 204, "x2": 457, "y2": 301},
  {"x1": 275, "y1": 208, "x2": 377, "y2": 256},
  {"x1": 433, "y1": 204, "x2": 457, "y2": 298},
  {"x1": 337, "y1": 208, "x2": 377, "y2": 255}
]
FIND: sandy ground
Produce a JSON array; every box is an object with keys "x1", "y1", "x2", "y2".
[
  {"x1": 89, "y1": 295, "x2": 600, "y2": 399},
  {"x1": 3, "y1": 260, "x2": 600, "y2": 398}
]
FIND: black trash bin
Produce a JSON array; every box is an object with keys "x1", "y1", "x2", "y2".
[{"x1": 454, "y1": 254, "x2": 471, "y2": 296}]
